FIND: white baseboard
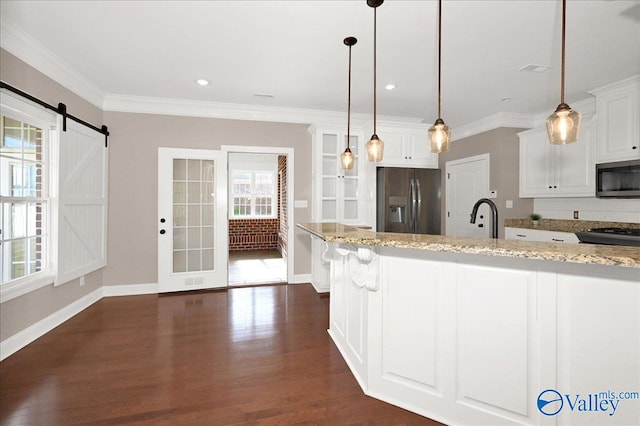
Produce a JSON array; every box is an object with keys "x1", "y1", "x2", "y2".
[
  {"x1": 102, "y1": 283, "x2": 158, "y2": 297},
  {"x1": 290, "y1": 273, "x2": 311, "y2": 284},
  {"x1": 310, "y1": 281, "x2": 330, "y2": 294},
  {"x1": 0, "y1": 287, "x2": 103, "y2": 361}
]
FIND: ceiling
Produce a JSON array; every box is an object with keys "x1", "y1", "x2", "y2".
[{"x1": 1, "y1": 0, "x2": 639, "y2": 128}]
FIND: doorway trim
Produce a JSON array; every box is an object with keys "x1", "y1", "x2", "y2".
[{"x1": 222, "y1": 145, "x2": 295, "y2": 284}]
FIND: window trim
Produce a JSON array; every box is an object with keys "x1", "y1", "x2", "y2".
[
  {"x1": 1, "y1": 91, "x2": 57, "y2": 303},
  {"x1": 229, "y1": 169, "x2": 277, "y2": 219}
]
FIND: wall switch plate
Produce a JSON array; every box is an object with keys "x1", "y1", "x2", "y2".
[
  {"x1": 573, "y1": 211, "x2": 579, "y2": 219},
  {"x1": 506, "y1": 200, "x2": 513, "y2": 208},
  {"x1": 489, "y1": 190, "x2": 497, "y2": 199},
  {"x1": 294, "y1": 200, "x2": 308, "y2": 208}
]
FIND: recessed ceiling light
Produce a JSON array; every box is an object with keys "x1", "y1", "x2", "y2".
[
  {"x1": 196, "y1": 79, "x2": 209, "y2": 86},
  {"x1": 519, "y1": 64, "x2": 550, "y2": 73},
  {"x1": 385, "y1": 84, "x2": 396, "y2": 91}
]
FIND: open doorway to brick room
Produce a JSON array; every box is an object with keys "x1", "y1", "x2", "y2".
[{"x1": 228, "y1": 152, "x2": 288, "y2": 286}]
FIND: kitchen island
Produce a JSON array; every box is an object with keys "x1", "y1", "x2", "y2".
[{"x1": 298, "y1": 223, "x2": 640, "y2": 426}]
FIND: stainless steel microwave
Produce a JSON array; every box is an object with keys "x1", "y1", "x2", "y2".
[{"x1": 596, "y1": 159, "x2": 640, "y2": 198}]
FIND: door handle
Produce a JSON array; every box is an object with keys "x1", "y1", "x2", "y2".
[{"x1": 415, "y1": 178, "x2": 422, "y2": 231}]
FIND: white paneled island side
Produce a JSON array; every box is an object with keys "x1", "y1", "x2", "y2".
[{"x1": 298, "y1": 223, "x2": 640, "y2": 426}]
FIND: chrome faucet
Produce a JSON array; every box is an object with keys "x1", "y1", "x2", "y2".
[{"x1": 470, "y1": 198, "x2": 499, "y2": 239}]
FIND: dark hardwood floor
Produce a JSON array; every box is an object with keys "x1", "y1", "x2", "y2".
[{"x1": 0, "y1": 284, "x2": 442, "y2": 425}]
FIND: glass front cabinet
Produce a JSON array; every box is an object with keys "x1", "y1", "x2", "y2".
[{"x1": 309, "y1": 125, "x2": 365, "y2": 225}]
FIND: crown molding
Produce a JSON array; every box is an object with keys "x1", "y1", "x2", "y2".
[
  {"x1": 589, "y1": 74, "x2": 640, "y2": 96},
  {"x1": 103, "y1": 93, "x2": 424, "y2": 127},
  {"x1": 452, "y1": 112, "x2": 536, "y2": 141},
  {"x1": 0, "y1": 21, "x2": 106, "y2": 109}
]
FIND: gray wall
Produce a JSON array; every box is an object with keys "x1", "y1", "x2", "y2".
[
  {"x1": 438, "y1": 127, "x2": 533, "y2": 239},
  {"x1": 1, "y1": 48, "x2": 313, "y2": 343},
  {"x1": 0, "y1": 49, "x2": 104, "y2": 341},
  {"x1": 102, "y1": 112, "x2": 312, "y2": 286}
]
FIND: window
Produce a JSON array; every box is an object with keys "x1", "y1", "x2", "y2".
[
  {"x1": 0, "y1": 114, "x2": 49, "y2": 285},
  {"x1": 1, "y1": 93, "x2": 108, "y2": 302},
  {"x1": 231, "y1": 171, "x2": 276, "y2": 218}
]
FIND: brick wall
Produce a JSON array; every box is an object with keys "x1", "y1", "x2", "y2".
[{"x1": 228, "y1": 219, "x2": 279, "y2": 251}]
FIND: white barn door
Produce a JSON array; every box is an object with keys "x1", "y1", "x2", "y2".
[
  {"x1": 158, "y1": 148, "x2": 228, "y2": 293},
  {"x1": 53, "y1": 118, "x2": 108, "y2": 285}
]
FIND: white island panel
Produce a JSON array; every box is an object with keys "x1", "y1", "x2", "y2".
[
  {"x1": 556, "y1": 274, "x2": 640, "y2": 425},
  {"x1": 456, "y1": 264, "x2": 536, "y2": 420}
]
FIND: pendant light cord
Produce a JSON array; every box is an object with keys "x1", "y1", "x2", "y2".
[
  {"x1": 561, "y1": 0, "x2": 566, "y2": 104},
  {"x1": 347, "y1": 43, "x2": 352, "y2": 149},
  {"x1": 437, "y1": 0, "x2": 442, "y2": 119},
  {"x1": 373, "y1": 6, "x2": 378, "y2": 135}
]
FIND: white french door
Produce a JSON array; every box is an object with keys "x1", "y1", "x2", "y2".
[{"x1": 158, "y1": 148, "x2": 228, "y2": 292}]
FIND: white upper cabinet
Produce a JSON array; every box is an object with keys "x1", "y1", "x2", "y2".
[
  {"x1": 369, "y1": 123, "x2": 438, "y2": 168},
  {"x1": 309, "y1": 125, "x2": 365, "y2": 224},
  {"x1": 590, "y1": 76, "x2": 640, "y2": 163},
  {"x1": 519, "y1": 116, "x2": 596, "y2": 198}
]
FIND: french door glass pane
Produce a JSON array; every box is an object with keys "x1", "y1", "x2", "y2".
[{"x1": 172, "y1": 158, "x2": 216, "y2": 273}]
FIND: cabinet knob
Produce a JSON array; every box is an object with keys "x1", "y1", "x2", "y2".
[
  {"x1": 633, "y1": 146, "x2": 638, "y2": 150},
  {"x1": 554, "y1": 186, "x2": 557, "y2": 189},
  {"x1": 548, "y1": 186, "x2": 552, "y2": 189}
]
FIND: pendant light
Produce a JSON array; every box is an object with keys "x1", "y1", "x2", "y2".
[
  {"x1": 429, "y1": 0, "x2": 452, "y2": 154},
  {"x1": 365, "y1": 0, "x2": 384, "y2": 162},
  {"x1": 341, "y1": 37, "x2": 357, "y2": 170},
  {"x1": 546, "y1": 0, "x2": 581, "y2": 145}
]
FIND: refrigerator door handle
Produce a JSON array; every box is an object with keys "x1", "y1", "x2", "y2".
[
  {"x1": 409, "y1": 178, "x2": 416, "y2": 231},
  {"x1": 416, "y1": 178, "x2": 422, "y2": 231}
]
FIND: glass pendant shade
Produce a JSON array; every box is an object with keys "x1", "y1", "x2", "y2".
[
  {"x1": 546, "y1": 103, "x2": 581, "y2": 145},
  {"x1": 429, "y1": 118, "x2": 451, "y2": 153},
  {"x1": 366, "y1": 134, "x2": 384, "y2": 162},
  {"x1": 341, "y1": 147, "x2": 354, "y2": 169}
]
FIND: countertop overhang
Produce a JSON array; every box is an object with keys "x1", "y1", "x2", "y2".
[{"x1": 297, "y1": 222, "x2": 640, "y2": 268}]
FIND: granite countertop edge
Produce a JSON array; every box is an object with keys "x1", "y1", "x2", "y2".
[{"x1": 297, "y1": 223, "x2": 640, "y2": 269}]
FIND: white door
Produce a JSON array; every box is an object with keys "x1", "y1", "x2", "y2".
[
  {"x1": 158, "y1": 148, "x2": 228, "y2": 292},
  {"x1": 445, "y1": 154, "x2": 490, "y2": 238}
]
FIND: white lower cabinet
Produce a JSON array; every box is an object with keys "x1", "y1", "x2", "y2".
[
  {"x1": 505, "y1": 227, "x2": 579, "y2": 244},
  {"x1": 327, "y1": 246, "x2": 640, "y2": 425}
]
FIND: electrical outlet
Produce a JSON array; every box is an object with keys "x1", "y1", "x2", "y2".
[
  {"x1": 573, "y1": 211, "x2": 579, "y2": 220},
  {"x1": 80, "y1": 275, "x2": 85, "y2": 286},
  {"x1": 506, "y1": 200, "x2": 513, "y2": 209}
]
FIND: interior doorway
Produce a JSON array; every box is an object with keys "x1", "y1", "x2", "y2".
[{"x1": 223, "y1": 146, "x2": 294, "y2": 286}]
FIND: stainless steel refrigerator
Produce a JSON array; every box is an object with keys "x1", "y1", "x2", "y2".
[{"x1": 377, "y1": 167, "x2": 441, "y2": 235}]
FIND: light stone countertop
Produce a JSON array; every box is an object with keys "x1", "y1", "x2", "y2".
[
  {"x1": 504, "y1": 218, "x2": 640, "y2": 233},
  {"x1": 297, "y1": 222, "x2": 640, "y2": 269}
]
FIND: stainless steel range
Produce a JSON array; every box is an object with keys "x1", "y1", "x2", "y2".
[{"x1": 575, "y1": 227, "x2": 640, "y2": 247}]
